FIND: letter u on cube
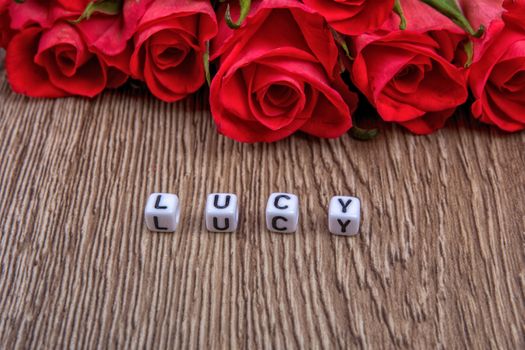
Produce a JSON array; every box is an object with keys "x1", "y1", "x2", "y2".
[{"x1": 205, "y1": 193, "x2": 239, "y2": 232}]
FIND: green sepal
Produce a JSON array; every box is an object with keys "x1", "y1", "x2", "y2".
[
  {"x1": 420, "y1": 0, "x2": 485, "y2": 37},
  {"x1": 394, "y1": 0, "x2": 407, "y2": 30},
  {"x1": 70, "y1": 0, "x2": 121, "y2": 24},
  {"x1": 225, "y1": 0, "x2": 251, "y2": 29},
  {"x1": 330, "y1": 28, "x2": 353, "y2": 60},
  {"x1": 350, "y1": 126, "x2": 379, "y2": 141},
  {"x1": 204, "y1": 41, "x2": 211, "y2": 86},
  {"x1": 463, "y1": 39, "x2": 474, "y2": 68}
]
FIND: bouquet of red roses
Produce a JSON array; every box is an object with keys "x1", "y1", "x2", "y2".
[{"x1": 1, "y1": 0, "x2": 523, "y2": 142}]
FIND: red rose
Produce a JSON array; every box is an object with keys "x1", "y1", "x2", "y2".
[
  {"x1": 130, "y1": 0, "x2": 217, "y2": 102},
  {"x1": 76, "y1": 0, "x2": 154, "y2": 57},
  {"x1": 210, "y1": 0, "x2": 358, "y2": 143},
  {"x1": 469, "y1": 0, "x2": 525, "y2": 131},
  {"x1": 9, "y1": 0, "x2": 151, "y2": 57},
  {"x1": 350, "y1": 0, "x2": 469, "y2": 134},
  {"x1": 6, "y1": 23, "x2": 127, "y2": 97},
  {"x1": 302, "y1": 0, "x2": 395, "y2": 35}
]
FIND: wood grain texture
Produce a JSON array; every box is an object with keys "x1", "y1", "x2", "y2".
[{"x1": 0, "y1": 52, "x2": 524, "y2": 349}]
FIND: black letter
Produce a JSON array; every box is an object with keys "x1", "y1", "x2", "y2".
[
  {"x1": 338, "y1": 198, "x2": 352, "y2": 213},
  {"x1": 337, "y1": 219, "x2": 351, "y2": 233},
  {"x1": 272, "y1": 216, "x2": 288, "y2": 231},
  {"x1": 213, "y1": 195, "x2": 231, "y2": 209},
  {"x1": 154, "y1": 216, "x2": 168, "y2": 230},
  {"x1": 213, "y1": 217, "x2": 230, "y2": 231},
  {"x1": 155, "y1": 195, "x2": 168, "y2": 209},
  {"x1": 274, "y1": 195, "x2": 291, "y2": 209}
]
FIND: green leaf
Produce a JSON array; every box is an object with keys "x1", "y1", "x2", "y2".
[
  {"x1": 70, "y1": 0, "x2": 121, "y2": 24},
  {"x1": 225, "y1": 0, "x2": 251, "y2": 29},
  {"x1": 420, "y1": 0, "x2": 485, "y2": 37}
]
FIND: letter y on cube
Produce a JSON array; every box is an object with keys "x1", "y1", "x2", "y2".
[{"x1": 328, "y1": 196, "x2": 360, "y2": 236}]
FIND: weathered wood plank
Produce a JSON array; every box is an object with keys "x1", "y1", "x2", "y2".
[{"x1": 0, "y1": 57, "x2": 523, "y2": 349}]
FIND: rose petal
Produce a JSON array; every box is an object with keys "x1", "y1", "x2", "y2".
[
  {"x1": 77, "y1": 0, "x2": 154, "y2": 56},
  {"x1": 9, "y1": 0, "x2": 80, "y2": 29},
  {"x1": 302, "y1": 0, "x2": 395, "y2": 35},
  {"x1": 6, "y1": 28, "x2": 66, "y2": 97}
]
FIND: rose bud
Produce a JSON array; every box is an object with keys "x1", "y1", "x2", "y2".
[
  {"x1": 210, "y1": 0, "x2": 358, "y2": 143},
  {"x1": 349, "y1": 0, "x2": 470, "y2": 134},
  {"x1": 302, "y1": 0, "x2": 395, "y2": 35},
  {"x1": 6, "y1": 23, "x2": 127, "y2": 97},
  {"x1": 469, "y1": 0, "x2": 525, "y2": 131},
  {"x1": 129, "y1": 0, "x2": 217, "y2": 102}
]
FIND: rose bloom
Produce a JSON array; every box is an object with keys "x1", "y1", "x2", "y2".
[
  {"x1": 469, "y1": 0, "x2": 525, "y2": 131},
  {"x1": 130, "y1": 0, "x2": 217, "y2": 102},
  {"x1": 5, "y1": 0, "x2": 152, "y2": 97},
  {"x1": 302, "y1": 0, "x2": 395, "y2": 35},
  {"x1": 6, "y1": 23, "x2": 128, "y2": 97},
  {"x1": 210, "y1": 0, "x2": 358, "y2": 143},
  {"x1": 349, "y1": 0, "x2": 469, "y2": 134},
  {"x1": 8, "y1": 0, "x2": 152, "y2": 57},
  {"x1": 76, "y1": 0, "x2": 154, "y2": 56}
]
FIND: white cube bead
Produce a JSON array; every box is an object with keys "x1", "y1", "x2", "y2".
[
  {"x1": 328, "y1": 196, "x2": 360, "y2": 236},
  {"x1": 266, "y1": 193, "x2": 299, "y2": 233},
  {"x1": 205, "y1": 193, "x2": 239, "y2": 232},
  {"x1": 144, "y1": 193, "x2": 180, "y2": 232}
]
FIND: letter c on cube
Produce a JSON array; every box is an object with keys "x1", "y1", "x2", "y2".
[{"x1": 266, "y1": 193, "x2": 299, "y2": 233}]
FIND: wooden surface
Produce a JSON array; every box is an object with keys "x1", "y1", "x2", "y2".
[{"x1": 0, "y1": 53, "x2": 524, "y2": 349}]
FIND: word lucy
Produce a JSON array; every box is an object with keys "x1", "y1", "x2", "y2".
[{"x1": 144, "y1": 193, "x2": 361, "y2": 236}]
